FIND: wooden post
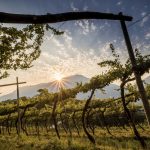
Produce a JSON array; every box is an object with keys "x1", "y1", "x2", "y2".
[
  {"x1": 119, "y1": 12, "x2": 150, "y2": 126},
  {"x1": 0, "y1": 78, "x2": 26, "y2": 134},
  {"x1": 16, "y1": 77, "x2": 21, "y2": 135}
]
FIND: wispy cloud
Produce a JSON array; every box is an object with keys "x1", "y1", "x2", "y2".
[
  {"x1": 145, "y1": 32, "x2": 150, "y2": 40},
  {"x1": 75, "y1": 20, "x2": 97, "y2": 35},
  {"x1": 140, "y1": 16, "x2": 149, "y2": 27},
  {"x1": 116, "y1": 1, "x2": 122, "y2": 6},
  {"x1": 70, "y1": 2, "x2": 79, "y2": 11},
  {"x1": 83, "y1": 5, "x2": 88, "y2": 11}
]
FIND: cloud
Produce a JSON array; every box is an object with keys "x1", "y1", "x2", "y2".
[
  {"x1": 141, "y1": 12, "x2": 146, "y2": 17},
  {"x1": 99, "y1": 25, "x2": 105, "y2": 30},
  {"x1": 116, "y1": 1, "x2": 122, "y2": 6},
  {"x1": 20, "y1": 31, "x2": 112, "y2": 84},
  {"x1": 75, "y1": 20, "x2": 97, "y2": 35},
  {"x1": 51, "y1": 38, "x2": 64, "y2": 49},
  {"x1": 145, "y1": 32, "x2": 150, "y2": 40},
  {"x1": 99, "y1": 43, "x2": 111, "y2": 59},
  {"x1": 140, "y1": 16, "x2": 149, "y2": 27},
  {"x1": 30, "y1": 50, "x2": 102, "y2": 83},
  {"x1": 83, "y1": 5, "x2": 88, "y2": 11},
  {"x1": 70, "y1": 2, "x2": 79, "y2": 11}
]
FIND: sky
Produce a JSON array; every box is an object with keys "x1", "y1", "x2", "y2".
[{"x1": 0, "y1": 0, "x2": 150, "y2": 95}]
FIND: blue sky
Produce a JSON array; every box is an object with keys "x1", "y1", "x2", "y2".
[{"x1": 0, "y1": 0, "x2": 150, "y2": 95}]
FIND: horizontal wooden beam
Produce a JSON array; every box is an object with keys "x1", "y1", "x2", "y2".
[
  {"x1": 0, "y1": 11, "x2": 132, "y2": 24},
  {"x1": 0, "y1": 82, "x2": 26, "y2": 87}
]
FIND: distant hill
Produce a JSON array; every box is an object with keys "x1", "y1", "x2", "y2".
[
  {"x1": 76, "y1": 84, "x2": 120, "y2": 99},
  {"x1": 0, "y1": 74, "x2": 120, "y2": 101}
]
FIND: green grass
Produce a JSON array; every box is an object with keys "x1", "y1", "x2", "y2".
[{"x1": 0, "y1": 127, "x2": 150, "y2": 150}]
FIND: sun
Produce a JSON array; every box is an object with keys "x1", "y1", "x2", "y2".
[
  {"x1": 51, "y1": 72, "x2": 67, "y2": 90},
  {"x1": 54, "y1": 72, "x2": 63, "y2": 82}
]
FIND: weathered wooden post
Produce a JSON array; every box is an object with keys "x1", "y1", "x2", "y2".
[
  {"x1": 119, "y1": 12, "x2": 150, "y2": 126},
  {"x1": 0, "y1": 78, "x2": 26, "y2": 135}
]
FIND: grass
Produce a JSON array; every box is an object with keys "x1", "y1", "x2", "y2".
[{"x1": 0, "y1": 127, "x2": 150, "y2": 150}]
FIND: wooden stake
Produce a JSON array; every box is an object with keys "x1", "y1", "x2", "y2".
[
  {"x1": 0, "y1": 78, "x2": 26, "y2": 134},
  {"x1": 119, "y1": 12, "x2": 150, "y2": 126}
]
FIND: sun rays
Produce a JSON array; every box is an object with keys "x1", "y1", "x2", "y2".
[
  {"x1": 49, "y1": 72, "x2": 70, "y2": 92},
  {"x1": 54, "y1": 72, "x2": 63, "y2": 82}
]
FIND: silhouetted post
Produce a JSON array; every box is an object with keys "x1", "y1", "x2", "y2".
[
  {"x1": 0, "y1": 78, "x2": 26, "y2": 134},
  {"x1": 16, "y1": 77, "x2": 21, "y2": 136},
  {"x1": 119, "y1": 12, "x2": 150, "y2": 126}
]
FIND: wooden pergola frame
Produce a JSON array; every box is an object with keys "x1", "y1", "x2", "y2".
[
  {"x1": 0, "y1": 11, "x2": 132, "y2": 23},
  {"x1": 0, "y1": 11, "x2": 150, "y2": 126}
]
